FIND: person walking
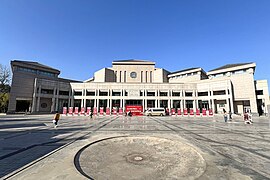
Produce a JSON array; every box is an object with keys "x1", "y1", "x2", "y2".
[
  {"x1": 53, "y1": 112, "x2": 61, "y2": 128},
  {"x1": 90, "y1": 111, "x2": 93, "y2": 119},
  {"x1": 229, "y1": 111, "x2": 232, "y2": 121},
  {"x1": 223, "y1": 110, "x2": 228, "y2": 122}
]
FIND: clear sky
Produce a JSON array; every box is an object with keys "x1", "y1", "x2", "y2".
[{"x1": 0, "y1": 0, "x2": 270, "y2": 85}]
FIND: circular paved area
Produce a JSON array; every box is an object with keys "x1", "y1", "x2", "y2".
[{"x1": 75, "y1": 136, "x2": 206, "y2": 180}]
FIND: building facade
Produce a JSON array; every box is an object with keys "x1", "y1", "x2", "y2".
[{"x1": 8, "y1": 59, "x2": 270, "y2": 116}]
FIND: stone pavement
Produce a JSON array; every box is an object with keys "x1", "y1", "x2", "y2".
[{"x1": 0, "y1": 114, "x2": 270, "y2": 179}]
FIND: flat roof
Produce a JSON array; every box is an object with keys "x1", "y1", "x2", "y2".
[{"x1": 112, "y1": 59, "x2": 155, "y2": 65}]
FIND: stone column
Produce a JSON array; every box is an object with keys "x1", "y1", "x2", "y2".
[
  {"x1": 55, "y1": 87, "x2": 59, "y2": 111},
  {"x1": 182, "y1": 90, "x2": 186, "y2": 108},
  {"x1": 208, "y1": 88, "x2": 211, "y2": 110},
  {"x1": 31, "y1": 78, "x2": 38, "y2": 113},
  {"x1": 195, "y1": 90, "x2": 199, "y2": 109},
  {"x1": 51, "y1": 87, "x2": 56, "y2": 112},
  {"x1": 36, "y1": 85, "x2": 41, "y2": 112},
  {"x1": 227, "y1": 82, "x2": 234, "y2": 114},
  {"x1": 68, "y1": 89, "x2": 71, "y2": 107},
  {"x1": 180, "y1": 90, "x2": 183, "y2": 110},
  {"x1": 226, "y1": 88, "x2": 229, "y2": 112},
  {"x1": 71, "y1": 90, "x2": 75, "y2": 107}
]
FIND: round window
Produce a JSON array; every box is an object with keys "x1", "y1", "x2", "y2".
[
  {"x1": 41, "y1": 103, "x2": 47, "y2": 108},
  {"x1": 130, "y1": 72, "x2": 137, "y2": 78}
]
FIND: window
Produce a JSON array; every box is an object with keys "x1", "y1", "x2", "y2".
[
  {"x1": 74, "y1": 91, "x2": 82, "y2": 96},
  {"x1": 198, "y1": 92, "x2": 208, "y2": 96},
  {"x1": 147, "y1": 91, "x2": 155, "y2": 96},
  {"x1": 172, "y1": 92, "x2": 180, "y2": 96},
  {"x1": 130, "y1": 72, "x2": 137, "y2": 78},
  {"x1": 86, "y1": 91, "x2": 95, "y2": 96},
  {"x1": 112, "y1": 91, "x2": 121, "y2": 96},
  {"x1": 41, "y1": 89, "x2": 54, "y2": 94},
  {"x1": 39, "y1": 70, "x2": 55, "y2": 77},
  {"x1": 99, "y1": 91, "x2": 108, "y2": 96},
  {"x1": 256, "y1": 90, "x2": 263, "y2": 95},
  {"x1": 119, "y1": 71, "x2": 122, "y2": 82},
  {"x1": 41, "y1": 103, "x2": 47, "y2": 108},
  {"x1": 213, "y1": 90, "x2": 226, "y2": 95},
  {"x1": 185, "y1": 92, "x2": 193, "y2": 97},
  {"x1": 59, "y1": 91, "x2": 69, "y2": 96},
  {"x1": 17, "y1": 67, "x2": 37, "y2": 74},
  {"x1": 159, "y1": 92, "x2": 168, "y2": 96}
]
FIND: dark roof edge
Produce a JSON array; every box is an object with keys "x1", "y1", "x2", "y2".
[
  {"x1": 208, "y1": 62, "x2": 255, "y2": 72},
  {"x1": 168, "y1": 67, "x2": 204, "y2": 75},
  {"x1": 11, "y1": 60, "x2": 60, "y2": 74}
]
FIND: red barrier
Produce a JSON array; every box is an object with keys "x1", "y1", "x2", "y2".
[
  {"x1": 196, "y1": 108, "x2": 200, "y2": 116},
  {"x1": 68, "y1": 107, "x2": 73, "y2": 115},
  {"x1": 93, "y1": 107, "x2": 97, "y2": 116},
  {"x1": 74, "y1": 107, "x2": 79, "y2": 115},
  {"x1": 113, "y1": 108, "x2": 117, "y2": 116},
  {"x1": 80, "y1": 107, "x2": 85, "y2": 116},
  {"x1": 119, "y1": 108, "x2": 123, "y2": 116},
  {"x1": 62, "y1": 107, "x2": 67, "y2": 115},
  {"x1": 100, "y1": 107, "x2": 104, "y2": 116},
  {"x1": 86, "y1": 107, "x2": 91, "y2": 116},
  {"x1": 177, "y1": 108, "x2": 181, "y2": 116},
  {"x1": 171, "y1": 108, "x2": 176, "y2": 116},
  {"x1": 209, "y1": 108, "x2": 213, "y2": 117},
  {"x1": 184, "y1": 108, "x2": 188, "y2": 116},
  {"x1": 166, "y1": 108, "x2": 169, "y2": 115},
  {"x1": 190, "y1": 109, "x2": 194, "y2": 116},
  {"x1": 202, "y1": 108, "x2": 207, "y2": 116},
  {"x1": 106, "y1": 107, "x2": 110, "y2": 116}
]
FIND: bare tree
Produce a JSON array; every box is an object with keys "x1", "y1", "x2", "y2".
[
  {"x1": 0, "y1": 64, "x2": 11, "y2": 112},
  {"x1": 0, "y1": 64, "x2": 10, "y2": 85}
]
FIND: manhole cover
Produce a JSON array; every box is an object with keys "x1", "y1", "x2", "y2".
[{"x1": 74, "y1": 136, "x2": 206, "y2": 179}]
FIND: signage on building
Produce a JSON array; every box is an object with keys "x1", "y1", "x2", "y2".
[{"x1": 128, "y1": 90, "x2": 140, "y2": 97}]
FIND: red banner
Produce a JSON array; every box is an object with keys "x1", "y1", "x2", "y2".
[
  {"x1": 62, "y1": 107, "x2": 67, "y2": 115},
  {"x1": 177, "y1": 108, "x2": 181, "y2": 116},
  {"x1": 68, "y1": 107, "x2": 73, "y2": 115},
  {"x1": 184, "y1": 108, "x2": 188, "y2": 116},
  {"x1": 106, "y1": 107, "x2": 110, "y2": 115},
  {"x1": 125, "y1": 105, "x2": 143, "y2": 116},
  {"x1": 202, "y1": 108, "x2": 207, "y2": 116},
  {"x1": 196, "y1": 108, "x2": 200, "y2": 116}
]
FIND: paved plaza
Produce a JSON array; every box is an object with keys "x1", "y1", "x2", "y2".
[{"x1": 0, "y1": 114, "x2": 270, "y2": 179}]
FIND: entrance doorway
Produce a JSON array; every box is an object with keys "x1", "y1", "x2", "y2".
[{"x1": 16, "y1": 100, "x2": 30, "y2": 112}]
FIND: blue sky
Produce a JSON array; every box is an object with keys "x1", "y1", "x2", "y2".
[{"x1": 0, "y1": 0, "x2": 270, "y2": 85}]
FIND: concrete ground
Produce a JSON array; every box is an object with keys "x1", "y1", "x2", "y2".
[{"x1": 0, "y1": 114, "x2": 269, "y2": 180}]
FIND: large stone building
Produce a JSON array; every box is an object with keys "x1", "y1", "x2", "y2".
[{"x1": 8, "y1": 59, "x2": 270, "y2": 116}]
